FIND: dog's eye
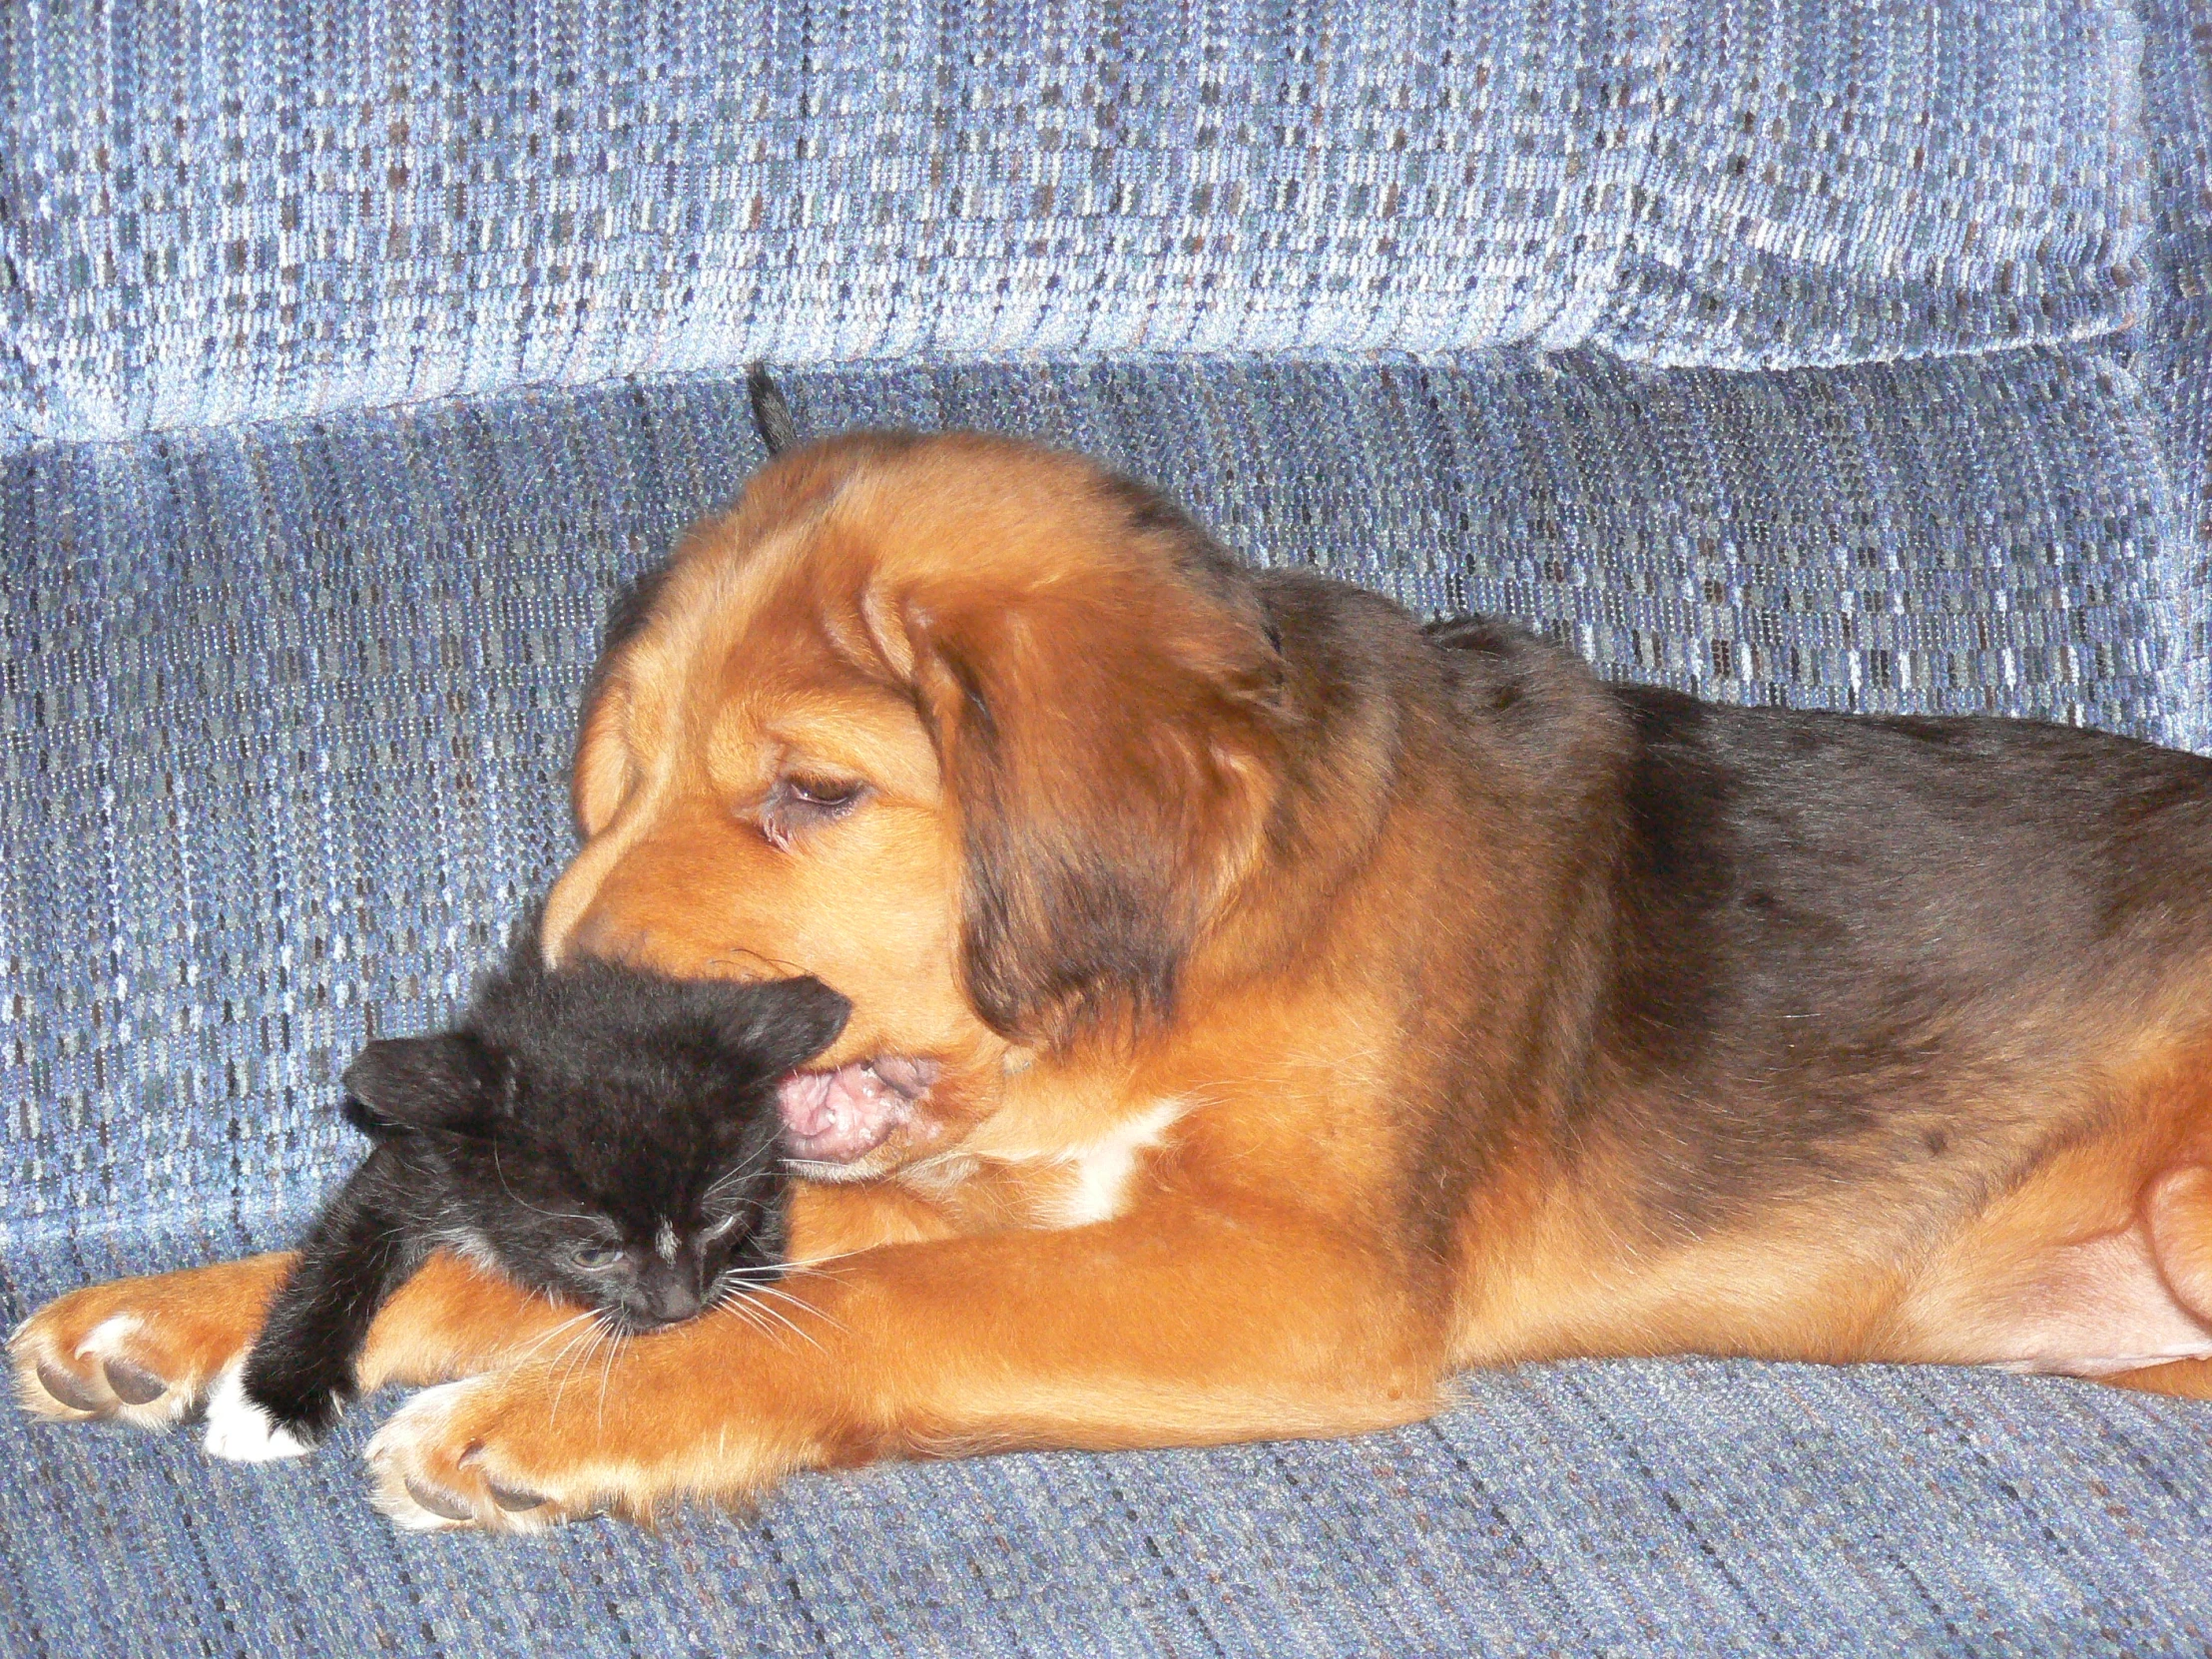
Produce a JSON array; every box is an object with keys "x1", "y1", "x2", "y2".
[
  {"x1": 785, "y1": 777, "x2": 861, "y2": 812},
  {"x1": 567, "y1": 1242, "x2": 629, "y2": 1273},
  {"x1": 759, "y1": 775, "x2": 867, "y2": 848}
]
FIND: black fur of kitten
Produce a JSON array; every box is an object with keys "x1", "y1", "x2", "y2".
[{"x1": 213, "y1": 932, "x2": 847, "y2": 1455}]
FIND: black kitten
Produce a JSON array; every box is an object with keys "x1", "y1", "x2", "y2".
[{"x1": 202, "y1": 932, "x2": 848, "y2": 1460}]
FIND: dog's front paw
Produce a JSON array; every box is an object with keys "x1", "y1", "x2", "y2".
[
  {"x1": 10, "y1": 1257, "x2": 293, "y2": 1431},
  {"x1": 364, "y1": 1377, "x2": 600, "y2": 1534},
  {"x1": 359, "y1": 1311, "x2": 809, "y2": 1532},
  {"x1": 359, "y1": 1304, "x2": 824, "y2": 1533}
]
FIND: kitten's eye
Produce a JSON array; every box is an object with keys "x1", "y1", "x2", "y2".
[
  {"x1": 567, "y1": 1243, "x2": 629, "y2": 1273},
  {"x1": 701, "y1": 1211, "x2": 747, "y2": 1243}
]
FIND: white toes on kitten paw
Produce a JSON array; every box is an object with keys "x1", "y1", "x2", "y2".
[{"x1": 202, "y1": 1364, "x2": 313, "y2": 1462}]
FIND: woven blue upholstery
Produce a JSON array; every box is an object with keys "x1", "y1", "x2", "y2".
[
  {"x1": 5, "y1": 351, "x2": 2208, "y2": 1651},
  {"x1": 0, "y1": 0, "x2": 2151, "y2": 442},
  {"x1": 2140, "y1": 0, "x2": 2212, "y2": 747},
  {"x1": 4, "y1": 0, "x2": 2210, "y2": 1652}
]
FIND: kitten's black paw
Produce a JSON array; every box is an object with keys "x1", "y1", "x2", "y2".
[{"x1": 201, "y1": 1363, "x2": 332, "y2": 1462}]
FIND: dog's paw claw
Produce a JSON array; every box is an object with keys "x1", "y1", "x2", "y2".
[
  {"x1": 402, "y1": 1477, "x2": 478, "y2": 1522},
  {"x1": 104, "y1": 1358, "x2": 169, "y2": 1406},
  {"x1": 34, "y1": 1360, "x2": 108, "y2": 1415},
  {"x1": 11, "y1": 1287, "x2": 253, "y2": 1431},
  {"x1": 487, "y1": 1479, "x2": 549, "y2": 1513},
  {"x1": 365, "y1": 1379, "x2": 598, "y2": 1533}
]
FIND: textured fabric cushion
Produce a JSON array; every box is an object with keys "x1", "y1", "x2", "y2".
[
  {"x1": 0, "y1": 352, "x2": 2187, "y2": 1244},
  {"x1": 2137, "y1": 0, "x2": 2212, "y2": 749},
  {"x1": 0, "y1": 0, "x2": 2151, "y2": 443},
  {"x1": 4, "y1": 259, "x2": 2207, "y2": 1659},
  {"x1": 5, "y1": 6, "x2": 2207, "y2": 1649},
  {"x1": 5, "y1": 1213, "x2": 2208, "y2": 1657},
  {"x1": 1598, "y1": 0, "x2": 2151, "y2": 371}
]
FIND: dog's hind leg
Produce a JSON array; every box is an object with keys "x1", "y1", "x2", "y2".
[
  {"x1": 2115, "y1": 1166, "x2": 2212, "y2": 1398},
  {"x1": 2146, "y1": 1165, "x2": 2212, "y2": 1320}
]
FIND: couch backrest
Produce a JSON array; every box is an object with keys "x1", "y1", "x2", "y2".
[{"x1": 2, "y1": 0, "x2": 2151, "y2": 443}]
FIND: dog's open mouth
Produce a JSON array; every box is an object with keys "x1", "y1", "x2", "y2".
[{"x1": 776, "y1": 1056, "x2": 941, "y2": 1165}]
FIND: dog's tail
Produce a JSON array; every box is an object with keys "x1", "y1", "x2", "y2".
[{"x1": 748, "y1": 363, "x2": 801, "y2": 457}]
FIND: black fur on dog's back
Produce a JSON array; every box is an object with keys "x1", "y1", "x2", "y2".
[
  {"x1": 1418, "y1": 611, "x2": 2212, "y2": 1235},
  {"x1": 1597, "y1": 689, "x2": 2212, "y2": 1226}
]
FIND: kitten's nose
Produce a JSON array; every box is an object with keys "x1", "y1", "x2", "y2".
[{"x1": 649, "y1": 1278, "x2": 703, "y2": 1325}]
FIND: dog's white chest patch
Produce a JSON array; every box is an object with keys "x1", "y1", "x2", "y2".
[{"x1": 1048, "y1": 1099, "x2": 1187, "y2": 1228}]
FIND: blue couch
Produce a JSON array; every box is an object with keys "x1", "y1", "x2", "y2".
[{"x1": 5, "y1": 2, "x2": 2210, "y2": 1652}]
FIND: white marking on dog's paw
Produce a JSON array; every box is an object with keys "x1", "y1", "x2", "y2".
[
  {"x1": 76, "y1": 1314, "x2": 145, "y2": 1362},
  {"x1": 202, "y1": 1364, "x2": 313, "y2": 1462}
]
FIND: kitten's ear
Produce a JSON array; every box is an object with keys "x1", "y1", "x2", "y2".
[
  {"x1": 718, "y1": 977, "x2": 851, "y2": 1072},
  {"x1": 498, "y1": 902, "x2": 552, "y2": 984},
  {"x1": 341, "y1": 1034, "x2": 498, "y2": 1135}
]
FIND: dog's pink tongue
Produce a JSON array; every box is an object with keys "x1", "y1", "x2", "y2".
[{"x1": 777, "y1": 1063, "x2": 912, "y2": 1163}]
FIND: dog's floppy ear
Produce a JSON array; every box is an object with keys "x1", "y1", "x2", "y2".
[
  {"x1": 905, "y1": 563, "x2": 1284, "y2": 1050},
  {"x1": 571, "y1": 561, "x2": 670, "y2": 837}
]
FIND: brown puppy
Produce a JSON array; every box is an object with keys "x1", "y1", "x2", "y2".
[{"x1": 16, "y1": 430, "x2": 2212, "y2": 1533}]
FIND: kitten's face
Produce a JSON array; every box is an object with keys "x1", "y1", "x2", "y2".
[
  {"x1": 343, "y1": 960, "x2": 849, "y2": 1336},
  {"x1": 451, "y1": 1098, "x2": 792, "y2": 1336}
]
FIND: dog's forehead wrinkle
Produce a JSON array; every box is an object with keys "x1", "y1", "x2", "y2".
[
  {"x1": 858, "y1": 577, "x2": 916, "y2": 678},
  {"x1": 676, "y1": 519, "x2": 823, "y2": 681}
]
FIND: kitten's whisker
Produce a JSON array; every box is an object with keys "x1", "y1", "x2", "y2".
[
  {"x1": 710, "y1": 1277, "x2": 784, "y2": 1336},
  {"x1": 702, "y1": 1247, "x2": 866, "y2": 1316},
  {"x1": 748, "y1": 1274, "x2": 840, "y2": 1301},
  {"x1": 594, "y1": 1324, "x2": 624, "y2": 1433},
  {"x1": 717, "y1": 1266, "x2": 832, "y2": 1305},
  {"x1": 778, "y1": 1247, "x2": 869, "y2": 1279},
  {"x1": 746, "y1": 1283, "x2": 848, "y2": 1337},
  {"x1": 549, "y1": 1316, "x2": 614, "y2": 1421},
  {"x1": 545, "y1": 1316, "x2": 605, "y2": 1382},
  {"x1": 713, "y1": 1289, "x2": 789, "y2": 1353},
  {"x1": 512, "y1": 1309, "x2": 593, "y2": 1361},
  {"x1": 508, "y1": 1308, "x2": 598, "y2": 1371},
  {"x1": 545, "y1": 1322, "x2": 595, "y2": 1418},
  {"x1": 574, "y1": 1321, "x2": 621, "y2": 1418},
  {"x1": 702, "y1": 1142, "x2": 780, "y2": 1202},
  {"x1": 724, "y1": 1288, "x2": 825, "y2": 1353}
]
